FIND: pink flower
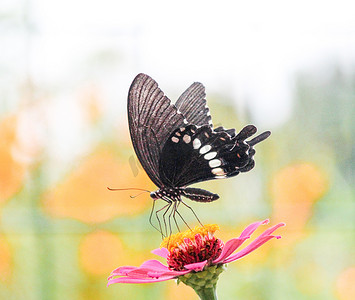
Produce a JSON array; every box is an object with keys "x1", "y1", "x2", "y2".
[{"x1": 108, "y1": 219, "x2": 285, "y2": 285}]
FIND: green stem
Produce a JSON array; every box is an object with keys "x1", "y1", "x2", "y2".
[
  {"x1": 177, "y1": 265, "x2": 225, "y2": 300},
  {"x1": 194, "y1": 285, "x2": 218, "y2": 300}
]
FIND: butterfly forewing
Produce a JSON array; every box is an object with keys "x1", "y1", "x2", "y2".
[{"x1": 128, "y1": 73, "x2": 187, "y2": 186}]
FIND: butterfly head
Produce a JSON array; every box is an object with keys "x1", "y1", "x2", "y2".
[{"x1": 150, "y1": 191, "x2": 160, "y2": 200}]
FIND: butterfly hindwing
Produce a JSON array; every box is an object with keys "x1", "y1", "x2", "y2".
[
  {"x1": 175, "y1": 82, "x2": 212, "y2": 126},
  {"x1": 159, "y1": 124, "x2": 261, "y2": 188}
]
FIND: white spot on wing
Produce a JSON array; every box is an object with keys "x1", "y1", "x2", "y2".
[
  {"x1": 183, "y1": 135, "x2": 191, "y2": 143},
  {"x1": 209, "y1": 159, "x2": 221, "y2": 168},
  {"x1": 200, "y1": 145, "x2": 212, "y2": 154},
  {"x1": 204, "y1": 152, "x2": 217, "y2": 160},
  {"x1": 193, "y1": 138, "x2": 201, "y2": 149},
  {"x1": 211, "y1": 167, "x2": 225, "y2": 176},
  {"x1": 171, "y1": 136, "x2": 179, "y2": 143}
]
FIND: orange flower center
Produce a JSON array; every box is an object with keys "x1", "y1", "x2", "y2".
[{"x1": 160, "y1": 224, "x2": 223, "y2": 271}]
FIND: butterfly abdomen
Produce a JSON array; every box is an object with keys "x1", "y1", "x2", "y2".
[{"x1": 182, "y1": 187, "x2": 219, "y2": 203}]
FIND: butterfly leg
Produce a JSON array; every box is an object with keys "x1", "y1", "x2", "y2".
[
  {"x1": 171, "y1": 200, "x2": 181, "y2": 232},
  {"x1": 152, "y1": 199, "x2": 172, "y2": 238},
  {"x1": 180, "y1": 199, "x2": 204, "y2": 228},
  {"x1": 173, "y1": 200, "x2": 192, "y2": 231},
  {"x1": 149, "y1": 199, "x2": 166, "y2": 239},
  {"x1": 167, "y1": 201, "x2": 178, "y2": 238},
  {"x1": 160, "y1": 200, "x2": 179, "y2": 247},
  {"x1": 161, "y1": 197, "x2": 174, "y2": 237}
]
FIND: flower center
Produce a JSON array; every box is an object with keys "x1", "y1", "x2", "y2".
[{"x1": 160, "y1": 224, "x2": 224, "y2": 271}]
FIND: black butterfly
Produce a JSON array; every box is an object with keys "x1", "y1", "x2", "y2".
[{"x1": 127, "y1": 73, "x2": 270, "y2": 234}]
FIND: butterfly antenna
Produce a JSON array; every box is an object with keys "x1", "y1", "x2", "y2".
[
  {"x1": 130, "y1": 191, "x2": 150, "y2": 198},
  {"x1": 107, "y1": 187, "x2": 151, "y2": 193}
]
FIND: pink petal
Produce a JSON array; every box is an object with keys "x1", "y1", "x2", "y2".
[
  {"x1": 151, "y1": 247, "x2": 169, "y2": 258},
  {"x1": 243, "y1": 222, "x2": 285, "y2": 249},
  {"x1": 130, "y1": 268, "x2": 188, "y2": 279},
  {"x1": 147, "y1": 269, "x2": 190, "y2": 278},
  {"x1": 108, "y1": 267, "x2": 137, "y2": 280},
  {"x1": 257, "y1": 222, "x2": 285, "y2": 239},
  {"x1": 184, "y1": 260, "x2": 208, "y2": 272},
  {"x1": 108, "y1": 275, "x2": 176, "y2": 285},
  {"x1": 110, "y1": 266, "x2": 137, "y2": 276},
  {"x1": 109, "y1": 260, "x2": 169, "y2": 281},
  {"x1": 213, "y1": 237, "x2": 247, "y2": 264},
  {"x1": 125, "y1": 263, "x2": 169, "y2": 279},
  {"x1": 213, "y1": 219, "x2": 270, "y2": 264},
  {"x1": 223, "y1": 236, "x2": 274, "y2": 263},
  {"x1": 239, "y1": 219, "x2": 269, "y2": 239},
  {"x1": 127, "y1": 268, "x2": 155, "y2": 278},
  {"x1": 109, "y1": 267, "x2": 188, "y2": 283},
  {"x1": 140, "y1": 260, "x2": 169, "y2": 271},
  {"x1": 223, "y1": 223, "x2": 285, "y2": 264}
]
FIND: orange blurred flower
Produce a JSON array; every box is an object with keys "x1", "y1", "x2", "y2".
[
  {"x1": 0, "y1": 105, "x2": 44, "y2": 204},
  {"x1": 336, "y1": 267, "x2": 355, "y2": 300},
  {"x1": 79, "y1": 230, "x2": 123, "y2": 276},
  {"x1": 0, "y1": 115, "x2": 26, "y2": 204},
  {"x1": 42, "y1": 148, "x2": 153, "y2": 223},
  {"x1": 271, "y1": 162, "x2": 328, "y2": 241}
]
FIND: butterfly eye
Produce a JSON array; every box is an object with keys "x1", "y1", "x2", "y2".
[{"x1": 150, "y1": 192, "x2": 159, "y2": 200}]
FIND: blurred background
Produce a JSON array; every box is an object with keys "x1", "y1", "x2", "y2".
[{"x1": 1, "y1": 0, "x2": 354, "y2": 299}]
